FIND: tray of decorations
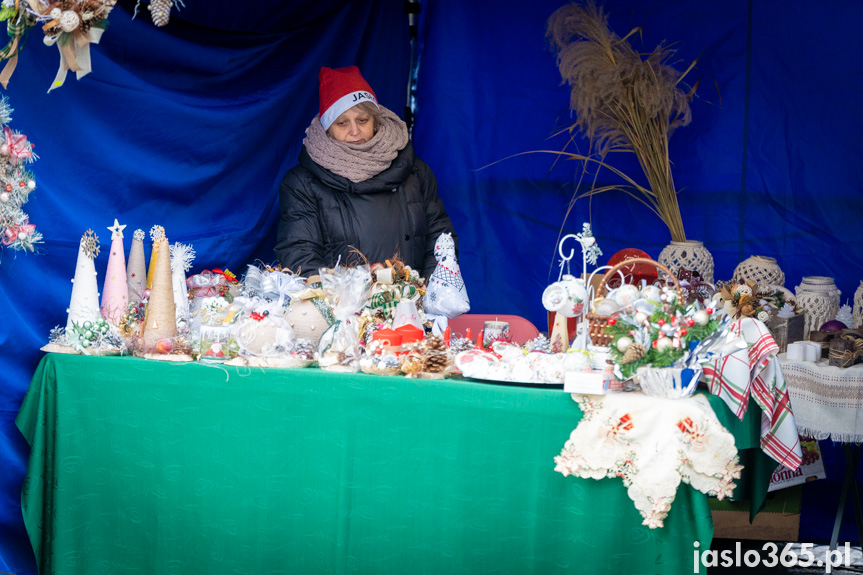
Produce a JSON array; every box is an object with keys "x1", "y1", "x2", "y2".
[{"x1": 455, "y1": 336, "x2": 597, "y2": 386}]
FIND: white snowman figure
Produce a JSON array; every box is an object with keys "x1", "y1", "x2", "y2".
[{"x1": 424, "y1": 232, "x2": 470, "y2": 318}]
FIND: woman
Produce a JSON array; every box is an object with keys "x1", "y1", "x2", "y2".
[{"x1": 275, "y1": 65, "x2": 457, "y2": 281}]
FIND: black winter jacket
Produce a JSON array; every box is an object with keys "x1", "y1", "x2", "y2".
[{"x1": 275, "y1": 142, "x2": 456, "y2": 280}]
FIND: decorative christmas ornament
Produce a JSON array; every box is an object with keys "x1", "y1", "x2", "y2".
[
  {"x1": 66, "y1": 229, "x2": 102, "y2": 333},
  {"x1": 100, "y1": 219, "x2": 128, "y2": 327},
  {"x1": 524, "y1": 334, "x2": 552, "y2": 353},
  {"x1": 147, "y1": 225, "x2": 165, "y2": 289},
  {"x1": 421, "y1": 336, "x2": 448, "y2": 373},
  {"x1": 132, "y1": 0, "x2": 185, "y2": 27},
  {"x1": 141, "y1": 236, "x2": 177, "y2": 352},
  {"x1": 126, "y1": 229, "x2": 148, "y2": 303},
  {"x1": 0, "y1": 95, "x2": 42, "y2": 260},
  {"x1": 42, "y1": 0, "x2": 118, "y2": 92},
  {"x1": 836, "y1": 303, "x2": 854, "y2": 329},
  {"x1": 0, "y1": 5, "x2": 37, "y2": 89},
  {"x1": 424, "y1": 232, "x2": 470, "y2": 335},
  {"x1": 170, "y1": 242, "x2": 195, "y2": 326}
]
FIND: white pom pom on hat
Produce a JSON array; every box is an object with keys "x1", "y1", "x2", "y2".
[{"x1": 318, "y1": 65, "x2": 379, "y2": 131}]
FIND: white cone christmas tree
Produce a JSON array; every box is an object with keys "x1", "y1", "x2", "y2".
[
  {"x1": 142, "y1": 236, "x2": 176, "y2": 350},
  {"x1": 100, "y1": 219, "x2": 128, "y2": 327},
  {"x1": 127, "y1": 229, "x2": 147, "y2": 303},
  {"x1": 170, "y1": 242, "x2": 195, "y2": 325},
  {"x1": 66, "y1": 229, "x2": 102, "y2": 332}
]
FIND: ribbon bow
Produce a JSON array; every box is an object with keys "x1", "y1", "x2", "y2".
[
  {"x1": 3, "y1": 126, "x2": 33, "y2": 164},
  {"x1": 186, "y1": 270, "x2": 225, "y2": 298},
  {"x1": 3, "y1": 221, "x2": 35, "y2": 245},
  {"x1": 212, "y1": 268, "x2": 239, "y2": 284},
  {"x1": 0, "y1": 10, "x2": 35, "y2": 89}
]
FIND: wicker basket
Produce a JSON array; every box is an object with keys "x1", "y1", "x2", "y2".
[{"x1": 586, "y1": 257, "x2": 685, "y2": 346}]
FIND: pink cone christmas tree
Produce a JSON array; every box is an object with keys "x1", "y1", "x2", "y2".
[{"x1": 100, "y1": 219, "x2": 128, "y2": 327}]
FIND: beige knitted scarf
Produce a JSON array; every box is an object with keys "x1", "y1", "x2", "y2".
[{"x1": 304, "y1": 105, "x2": 410, "y2": 183}]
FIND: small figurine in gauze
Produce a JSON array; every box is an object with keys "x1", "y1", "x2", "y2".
[{"x1": 424, "y1": 233, "x2": 470, "y2": 318}]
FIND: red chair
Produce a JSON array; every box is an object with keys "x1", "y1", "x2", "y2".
[{"x1": 447, "y1": 314, "x2": 541, "y2": 345}]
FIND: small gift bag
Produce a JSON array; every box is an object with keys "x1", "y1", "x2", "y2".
[
  {"x1": 316, "y1": 265, "x2": 372, "y2": 372},
  {"x1": 424, "y1": 233, "x2": 470, "y2": 318}
]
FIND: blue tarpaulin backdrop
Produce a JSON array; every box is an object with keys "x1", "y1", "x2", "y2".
[{"x1": 1, "y1": 1, "x2": 861, "y2": 572}]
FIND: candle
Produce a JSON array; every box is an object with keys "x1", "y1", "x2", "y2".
[
  {"x1": 444, "y1": 326, "x2": 452, "y2": 346},
  {"x1": 465, "y1": 327, "x2": 472, "y2": 341},
  {"x1": 483, "y1": 320, "x2": 510, "y2": 347}
]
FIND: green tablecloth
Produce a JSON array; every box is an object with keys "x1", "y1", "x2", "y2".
[{"x1": 16, "y1": 353, "x2": 772, "y2": 575}]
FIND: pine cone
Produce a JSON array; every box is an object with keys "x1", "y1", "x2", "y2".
[
  {"x1": 422, "y1": 336, "x2": 448, "y2": 373},
  {"x1": 449, "y1": 337, "x2": 473, "y2": 354},
  {"x1": 621, "y1": 342, "x2": 646, "y2": 364},
  {"x1": 524, "y1": 334, "x2": 551, "y2": 353},
  {"x1": 150, "y1": 0, "x2": 172, "y2": 27}
]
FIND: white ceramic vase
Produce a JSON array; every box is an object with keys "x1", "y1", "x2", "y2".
[
  {"x1": 658, "y1": 240, "x2": 714, "y2": 284},
  {"x1": 795, "y1": 276, "x2": 841, "y2": 338},
  {"x1": 733, "y1": 255, "x2": 785, "y2": 287}
]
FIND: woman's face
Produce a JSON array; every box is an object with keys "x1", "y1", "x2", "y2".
[{"x1": 327, "y1": 107, "x2": 375, "y2": 144}]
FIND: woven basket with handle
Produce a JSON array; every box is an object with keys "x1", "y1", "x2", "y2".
[{"x1": 586, "y1": 257, "x2": 686, "y2": 347}]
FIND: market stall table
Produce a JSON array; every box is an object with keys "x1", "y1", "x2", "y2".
[
  {"x1": 780, "y1": 355, "x2": 863, "y2": 551},
  {"x1": 17, "y1": 353, "x2": 773, "y2": 575}
]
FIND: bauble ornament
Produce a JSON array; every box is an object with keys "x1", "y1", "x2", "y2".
[
  {"x1": 616, "y1": 336, "x2": 633, "y2": 353},
  {"x1": 656, "y1": 337, "x2": 672, "y2": 352},
  {"x1": 59, "y1": 10, "x2": 81, "y2": 33}
]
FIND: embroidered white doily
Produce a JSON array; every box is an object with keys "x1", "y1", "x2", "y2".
[
  {"x1": 779, "y1": 355, "x2": 863, "y2": 443},
  {"x1": 554, "y1": 392, "x2": 742, "y2": 529}
]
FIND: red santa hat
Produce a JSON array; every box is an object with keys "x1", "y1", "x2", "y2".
[{"x1": 318, "y1": 66, "x2": 379, "y2": 131}]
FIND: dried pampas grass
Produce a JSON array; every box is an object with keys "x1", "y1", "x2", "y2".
[{"x1": 546, "y1": 0, "x2": 699, "y2": 243}]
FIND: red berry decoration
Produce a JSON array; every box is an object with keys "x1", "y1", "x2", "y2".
[
  {"x1": 18, "y1": 181, "x2": 25, "y2": 187},
  {"x1": 607, "y1": 317, "x2": 617, "y2": 326},
  {"x1": 657, "y1": 318, "x2": 666, "y2": 326},
  {"x1": 652, "y1": 340, "x2": 659, "y2": 349},
  {"x1": 680, "y1": 328, "x2": 688, "y2": 336},
  {"x1": 4, "y1": 184, "x2": 10, "y2": 191},
  {"x1": 706, "y1": 308, "x2": 714, "y2": 315}
]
